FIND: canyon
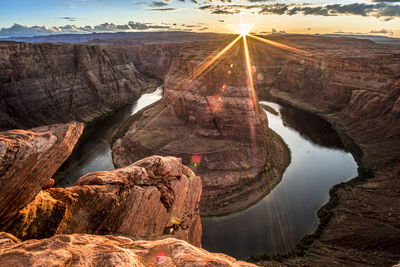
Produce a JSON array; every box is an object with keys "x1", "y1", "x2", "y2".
[
  {"x1": 111, "y1": 40, "x2": 290, "y2": 216},
  {"x1": 0, "y1": 32, "x2": 399, "y2": 266},
  {"x1": 0, "y1": 41, "x2": 158, "y2": 130}
]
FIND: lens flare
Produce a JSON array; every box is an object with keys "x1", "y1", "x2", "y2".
[
  {"x1": 236, "y1": 24, "x2": 253, "y2": 36},
  {"x1": 248, "y1": 33, "x2": 311, "y2": 56},
  {"x1": 193, "y1": 35, "x2": 242, "y2": 80},
  {"x1": 243, "y1": 35, "x2": 258, "y2": 112},
  {"x1": 156, "y1": 252, "x2": 166, "y2": 264},
  {"x1": 190, "y1": 154, "x2": 202, "y2": 171},
  {"x1": 129, "y1": 23, "x2": 318, "y2": 159}
]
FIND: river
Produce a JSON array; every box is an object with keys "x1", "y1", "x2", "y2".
[
  {"x1": 54, "y1": 92, "x2": 358, "y2": 260},
  {"x1": 201, "y1": 100, "x2": 358, "y2": 259},
  {"x1": 54, "y1": 86, "x2": 163, "y2": 187}
]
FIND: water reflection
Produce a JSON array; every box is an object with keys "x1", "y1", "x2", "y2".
[
  {"x1": 201, "y1": 100, "x2": 358, "y2": 259},
  {"x1": 54, "y1": 87, "x2": 163, "y2": 187},
  {"x1": 279, "y1": 104, "x2": 345, "y2": 150}
]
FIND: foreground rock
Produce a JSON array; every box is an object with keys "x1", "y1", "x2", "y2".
[
  {"x1": 0, "y1": 122, "x2": 84, "y2": 229},
  {"x1": 112, "y1": 42, "x2": 289, "y2": 216},
  {"x1": 7, "y1": 156, "x2": 202, "y2": 247},
  {"x1": 0, "y1": 232, "x2": 255, "y2": 267},
  {"x1": 0, "y1": 41, "x2": 158, "y2": 130}
]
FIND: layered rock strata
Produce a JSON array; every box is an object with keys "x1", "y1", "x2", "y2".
[
  {"x1": 112, "y1": 41, "x2": 289, "y2": 216},
  {"x1": 245, "y1": 35, "x2": 400, "y2": 265},
  {"x1": 0, "y1": 233, "x2": 256, "y2": 267},
  {"x1": 5, "y1": 155, "x2": 202, "y2": 247},
  {"x1": 0, "y1": 122, "x2": 84, "y2": 229},
  {"x1": 0, "y1": 41, "x2": 158, "y2": 130}
]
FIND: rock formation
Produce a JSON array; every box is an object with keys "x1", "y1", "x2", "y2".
[
  {"x1": 245, "y1": 35, "x2": 400, "y2": 265},
  {"x1": 0, "y1": 41, "x2": 158, "y2": 130},
  {"x1": 6, "y1": 155, "x2": 202, "y2": 247},
  {"x1": 112, "y1": 40, "x2": 289, "y2": 216},
  {"x1": 0, "y1": 122, "x2": 84, "y2": 229},
  {"x1": 123, "y1": 44, "x2": 187, "y2": 80},
  {"x1": 0, "y1": 233, "x2": 256, "y2": 267}
]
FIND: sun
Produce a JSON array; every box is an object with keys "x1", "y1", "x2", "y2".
[{"x1": 236, "y1": 24, "x2": 253, "y2": 36}]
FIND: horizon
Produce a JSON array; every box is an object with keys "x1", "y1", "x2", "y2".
[{"x1": 1, "y1": 0, "x2": 399, "y2": 38}]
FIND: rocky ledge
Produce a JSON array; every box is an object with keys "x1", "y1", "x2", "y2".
[
  {"x1": 0, "y1": 232, "x2": 256, "y2": 267},
  {"x1": 0, "y1": 122, "x2": 84, "y2": 229},
  {"x1": 0, "y1": 122, "x2": 254, "y2": 266},
  {"x1": 112, "y1": 41, "x2": 289, "y2": 216},
  {"x1": 5, "y1": 154, "x2": 202, "y2": 247}
]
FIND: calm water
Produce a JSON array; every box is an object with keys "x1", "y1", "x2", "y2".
[
  {"x1": 55, "y1": 92, "x2": 358, "y2": 260},
  {"x1": 201, "y1": 101, "x2": 358, "y2": 259},
  {"x1": 54, "y1": 87, "x2": 163, "y2": 187}
]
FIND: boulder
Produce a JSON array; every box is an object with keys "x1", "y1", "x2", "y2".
[{"x1": 0, "y1": 122, "x2": 84, "y2": 229}]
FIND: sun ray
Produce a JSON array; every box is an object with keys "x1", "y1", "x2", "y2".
[
  {"x1": 126, "y1": 36, "x2": 243, "y2": 138},
  {"x1": 248, "y1": 33, "x2": 311, "y2": 56},
  {"x1": 243, "y1": 35, "x2": 258, "y2": 112},
  {"x1": 192, "y1": 35, "x2": 242, "y2": 80}
]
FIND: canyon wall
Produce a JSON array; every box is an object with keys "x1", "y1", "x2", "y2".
[
  {"x1": 248, "y1": 35, "x2": 400, "y2": 167},
  {"x1": 245, "y1": 35, "x2": 400, "y2": 265},
  {"x1": 0, "y1": 41, "x2": 158, "y2": 130},
  {"x1": 122, "y1": 43, "x2": 190, "y2": 80},
  {"x1": 112, "y1": 41, "x2": 289, "y2": 216}
]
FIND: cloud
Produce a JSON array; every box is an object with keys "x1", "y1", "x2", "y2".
[
  {"x1": 150, "y1": 1, "x2": 168, "y2": 7},
  {"x1": 0, "y1": 21, "x2": 173, "y2": 37},
  {"x1": 145, "y1": 7, "x2": 180, "y2": 11},
  {"x1": 198, "y1": 2, "x2": 400, "y2": 19},
  {"x1": 176, "y1": 0, "x2": 198, "y2": 3},
  {"x1": 133, "y1": 0, "x2": 177, "y2": 7},
  {"x1": 370, "y1": 0, "x2": 400, "y2": 2},
  {"x1": 54, "y1": 17, "x2": 78, "y2": 22},
  {"x1": 369, "y1": 28, "x2": 394, "y2": 35}
]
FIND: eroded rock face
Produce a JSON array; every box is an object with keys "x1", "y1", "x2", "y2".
[
  {"x1": 248, "y1": 35, "x2": 400, "y2": 166},
  {"x1": 112, "y1": 42, "x2": 289, "y2": 216},
  {"x1": 244, "y1": 35, "x2": 400, "y2": 266},
  {"x1": 8, "y1": 156, "x2": 202, "y2": 247},
  {"x1": 0, "y1": 233, "x2": 256, "y2": 267},
  {"x1": 124, "y1": 44, "x2": 186, "y2": 80},
  {"x1": 0, "y1": 42, "x2": 157, "y2": 130},
  {"x1": 0, "y1": 122, "x2": 84, "y2": 229}
]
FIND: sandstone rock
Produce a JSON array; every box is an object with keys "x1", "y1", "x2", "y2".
[
  {"x1": 0, "y1": 233, "x2": 256, "y2": 267},
  {"x1": 244, "y1": 35, "x2": 400, "y2": 266},
  {"x1": 0, "y1": 42, "x2": 158, "y2": 130},
  {"x1": 124, "y1": 44, "x2": 186, "y2": 80},
  {"x1": 112, "y1": 42, "x2": 289, "y2": 216},
  {"x1": 0, "y1": 122, "x2": 84, "y2": 229},
  {"x1": 8, "y1": 156, "x2": 202, "y2": 247}
]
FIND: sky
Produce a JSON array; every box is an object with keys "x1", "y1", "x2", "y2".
[{"x1": 0, "y1": 0, "x2": 399, "y2": 37}]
